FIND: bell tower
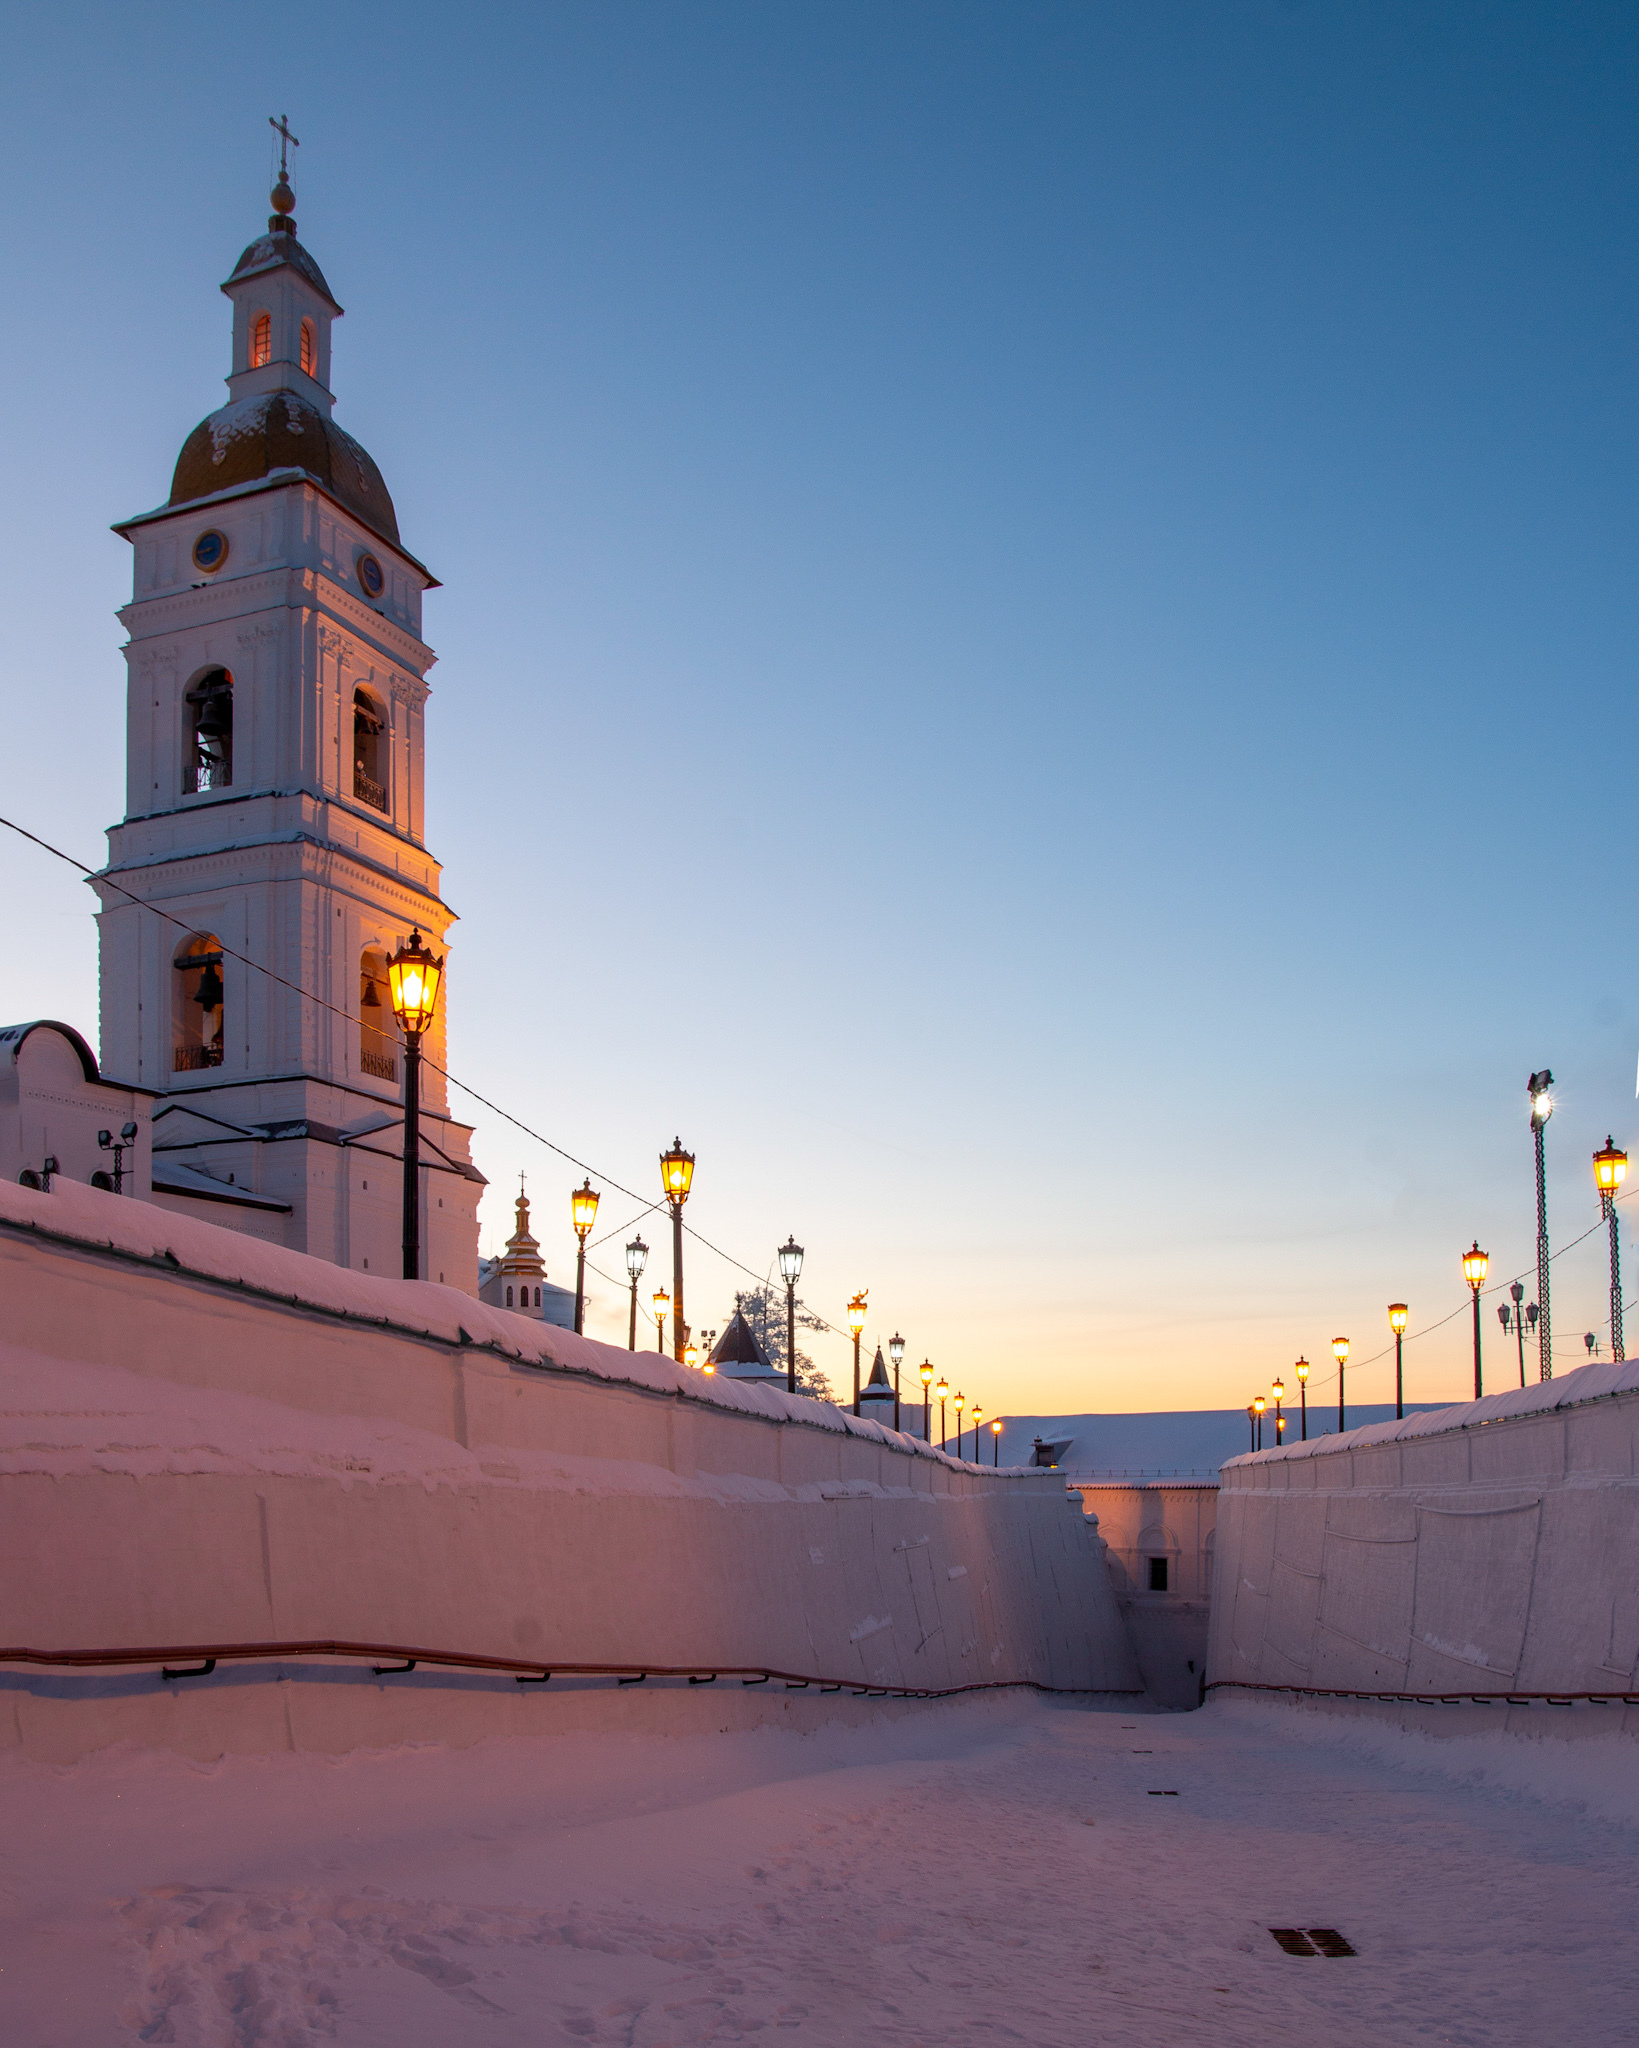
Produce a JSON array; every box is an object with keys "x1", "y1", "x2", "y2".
[{"x1": 92, "y1": 163, "x2": 484, "y2": 1288}]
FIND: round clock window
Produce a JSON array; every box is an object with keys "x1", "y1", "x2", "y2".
[
  {"x1": 192, "y1": 530, "x2": 229, "y2": 573},
  {"x1": 356, "y1": 553, "x2": 385, "y2": 600}
]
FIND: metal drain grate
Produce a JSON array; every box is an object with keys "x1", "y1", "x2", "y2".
[{"x1": 1269, "y1": 1928, "x2": 1357, "y2": 1957}]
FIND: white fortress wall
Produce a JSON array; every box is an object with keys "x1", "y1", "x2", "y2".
[
  {"x1": 0, "y1": 1181, "x2": 1139, "y2": 1757},
  {"x1": 1207, "y1": 1361, "x2": 1639, "y2": 1710}
]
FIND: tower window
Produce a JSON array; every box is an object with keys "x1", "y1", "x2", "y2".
[
  {"x1": 184, "y1": 669, "x2": 233, "y2": 794},
  {"x1": 300, "y1": 320, "x2": 316, "y2": 377},
  {"x1": 353, "y1": 688, "x2": 388, "y2": 811},
  {"x1": 359, "y1": 948, "x2": 396, "y2": 1081},
  {"x1": 250, "y1": 313, "x2": 271, "y2": 369},
  {"x1": 506, "y1": 1286, "x2": 514, "y2": 1308},
  {"x1": 1148, "y1": 1557, "x2": 1170, "y2": 1593},
  {"x1": 173, "y1": 934, "x2": 225, "y2": 1071}
]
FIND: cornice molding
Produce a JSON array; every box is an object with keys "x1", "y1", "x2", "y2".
[{"x1": 120, "y1": 568, "x2": 435, "y2": 678}]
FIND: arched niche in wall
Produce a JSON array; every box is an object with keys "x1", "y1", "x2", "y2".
[
  {"x1": 352, "y1": 687, "x2": 388, "y2": 812},
  {"x1": 173, "y1": 933, "x2": 225, "y2": 1071},
  {"x1": 359, "y1": 947, "x2": 396, "y2": 1082},
  {"x1": 183, "y1": 669, "x2": 234, "y2": 795}
]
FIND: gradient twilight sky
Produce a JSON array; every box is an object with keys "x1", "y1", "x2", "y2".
[{"x1": 2, "y1": 4, "x2": 1635, "y2": 1416}]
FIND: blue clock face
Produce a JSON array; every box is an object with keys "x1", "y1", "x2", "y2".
[
  {"x1": 193, "y1": 530, "x2": 228, "y2": 573},
  {"x1": 356, "y1": 553, "x2": 385, "y2": 600}
]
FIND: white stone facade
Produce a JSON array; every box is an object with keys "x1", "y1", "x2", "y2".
[{"x1": 90, "y1": 207, "x2": 482, "y2": 1287}]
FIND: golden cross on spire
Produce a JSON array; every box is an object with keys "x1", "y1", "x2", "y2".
[{"x1": 268, "y1": 113, "x2": 300, "y2": 181}]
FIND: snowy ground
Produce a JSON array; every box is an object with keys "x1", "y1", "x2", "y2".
[{"x1": 4, "y1": 1690, "x2": 1636, "y2": 2046}]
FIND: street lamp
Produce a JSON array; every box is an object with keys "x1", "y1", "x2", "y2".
[
  {"x1": 684, "y1": 1341, "x2": 700, "y2": 1370},
  {"x1": 1271, "y1": 1376, "x2": 1284, "y2": 1448},
  {"x1": 386, "y1": 929, "x2": 443, "y2": 1281},
  {"x1": 1388, "y1": 1304, "x2": 1408, "y2": 1421},
  {"x1": 1499, "y1": 1281, "x2": 1536, "y2": 1389},
  {"x1": 625, "y1": 1236, "x2": 648, "y2": 1351},
  {"x1": 847, "y1": 1291, "x2": 868, "y2": 1415},
  {"x1": 96, "y1": 1120, "x2": 139, "y2": 1196},
  {"x1": 971, "y1": 1403, "x2": 984, "y2": 1459},
  {"x1": 1295, "y1": 1357, "x2": 1309, "y2": 1441},
  {"x1": 953, "y1": 1390, "x2": 966, "y2": 1456},
  {"x1": 1463, "y1": 1241, "x2": 1489, "y2": 1399},
  {"x1": 778, "y1": 1236, "x2": 804, "y2": 1394},
  {"x1": 1594, "y1": 1138, "x2": 1627, "y2": 1364},
  {"x1": 1529, "y1": 1071, "x2": 1553, "y2": 1381},
  {"x1": 919, "y1": 1360, "x2": 935, "y2": 1442},
  {"x1": 660, "y1": 1140, "x2": 695, "y2": 1364},
  {"x1": 570, "y1": 1178, "x2": 600, "y2": 1336},
  {"x1": 935, "y1": 1376, "x2": 949, "y2": 1450},
  {"x1": 889, "y1": 1333, "x2": 905, "y2": 1432},
  {"x1": 990, "y1": 1417, "x2": 1002, "y2": 1465},
  {"x1": 1247, "y1": 1403, "x2": 1256, "y2": 1454},
  {"x1": 1253, "y1": 1393, "x2": 1265, "y2": 1451},
  {"x1": 1332, "y1": 1337, "x2": 1349, "y2": 1433},
  {"x1": 652, "y1": 1286, "x2": 669, "y2": 1355}
]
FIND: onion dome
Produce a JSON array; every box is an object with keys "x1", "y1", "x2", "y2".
[{"x1": 169, "y1": 390, "x2": 400, "y2": 545}]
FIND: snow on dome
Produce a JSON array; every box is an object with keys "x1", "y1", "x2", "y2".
[{"x1": 169, "y1": 390, "x2": 400, "y2": 545}]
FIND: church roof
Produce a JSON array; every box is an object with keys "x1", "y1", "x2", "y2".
[
  {"x1": 168, "y1": 391, "x2": 400, "y2": 545},
  {"x1": 860, "y1": 1344, "x2": 895, "y2": 1405},
  {"x1": 709, "y1": 1310, "x2": 774, "y2": 1370},
  {"x1": 226, "y1": 230, "x2": 342, "y2": 314}
]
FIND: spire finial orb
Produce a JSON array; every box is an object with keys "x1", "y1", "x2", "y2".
[{"x1": 268, "y1": 113, "x2": 300, "y2": 234}]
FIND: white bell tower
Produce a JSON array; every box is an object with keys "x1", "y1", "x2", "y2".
[{"x1": 92, "y1": 159, "x2": 483, "y2": 1288}]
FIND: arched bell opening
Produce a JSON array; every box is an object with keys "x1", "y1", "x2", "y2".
[
  {"x1": 184, "y1": 669, "x2": 234, "y2": 794},
  {"x1": 173, "y1": 933, "x2": 226, "y2": 1071},
  {"x1": 353, "y1": 688, "x2": 388, "y2": 812},
  {"x1": 359, "y1": 946, "x2": 397, "y2": 1082}
]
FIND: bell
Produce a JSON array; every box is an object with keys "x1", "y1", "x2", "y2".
[
  {"x1": 361, "y1": 979, "x2": 381, "y2": 1007},
  {"x1": 194, "y1": 962, "x2": 224, "y2": 1012}
]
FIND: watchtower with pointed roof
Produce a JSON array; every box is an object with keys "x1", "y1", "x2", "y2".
[{"x1": 90, "y1": 163, "x2": 483, "y2": 1288}]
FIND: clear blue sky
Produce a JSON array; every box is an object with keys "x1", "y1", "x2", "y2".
[{"x1": 2, "y1": 3, "x2": 1634, "y2": 1414}]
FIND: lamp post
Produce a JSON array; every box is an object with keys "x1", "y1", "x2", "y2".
[
  {"x1": 1271, "y1": 1376, "x2": 1284, "y2": 1449},
  {"x1": 1594, "y1": 1139, "x2": 1627, "y2": 1363},
  {"x1": 1252, "y1": 1393, "x2": 1264, "y2": 1451},
  {"x1": 96, "y1": 1120, "x2": 139, "y2": 1196},
  {"x1": 1247, "y1": 1403, "x2": 1256, "y2": 1454},
  {"x1": 625, "y1": 1236, "x2": 648, "y2": 1350},
  {"x1": 1499, "y1": 1282, "x2": 1536, "y2": 1389},
  {"x1": 1295, "y1": 1357, "x2": 1309, "y2": 1441},
  {"x1": 652, "y1": 1286, "x2": 669, "y2": 1355},
  {"x1": 846, "y1": 1292, "x2": 868, "y2": 1414},
  {"x1": 1529, "y1": 1071, "x2": 1553, "y2": 1380},
  {"x1": 778, "y1": 1236, "x2": 804, "y2": 1393},
  {"x1": 971, "y1": 1404, "x2": 984, "y2": 1460},
  {"x1": 1332, "y1": 1337, "x2": 1349, "y2": 1433},
  {"x1": 953, "y1": 1390, "x2": 965, "y2": 1457},
  {"x1": 684, "y1": 1341, "x2": 699, "y2": 1370},
  {"x1": 1388, "y1": 1304, "x2": 1408, "y2": 1420},
  {"x1": 936, "y1": 1376, "x2": 949, "y2": 1450},
  {"x1": 920, "y1": 1360, "x2": 934, "y2": 1441},
  {"x1": 991, "y1": 1417, "x2": 1002, "y2": 1465},
  {"x1": 1463, "y1": 1242, "x2": 1489, "y2": 1399},
  {"x1": 386, "y1": 930, "x2": 443, "y2": 1281},
  {"x1": 889, "y1": 1333, "x2": 905, "y2": 1431},
  {"x1": 570, "y1": 1178, "x2": 600, "y2": 1335},
  {"x1": 660, "y1": 1140, "x2": 695, "y2": 1364}
]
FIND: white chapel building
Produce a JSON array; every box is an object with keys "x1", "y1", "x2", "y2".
[{"x1": 80, "y1": 166, "x2": 484, "y2": 1286}]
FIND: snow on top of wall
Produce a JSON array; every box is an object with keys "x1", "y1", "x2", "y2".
[
  {"x1": 0, "y1": 1340, "x2": 805, "y2": 1506},
  {"x1": 0, "y1": 1179, "x2": 1016, "y2": 1474},
  {"x1": 1222, "y1": 1353, "x2": 1639, "y2": 1477}
]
